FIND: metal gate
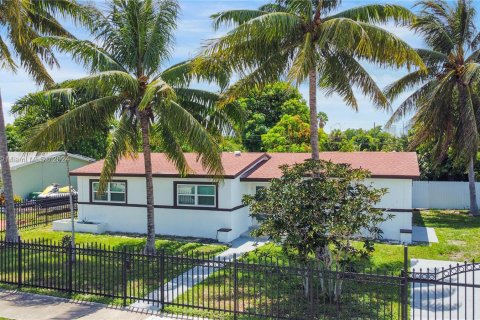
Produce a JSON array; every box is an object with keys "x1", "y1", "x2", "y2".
[{"x1": 406, "y1": 249, "x2": 480, "y2": 320}]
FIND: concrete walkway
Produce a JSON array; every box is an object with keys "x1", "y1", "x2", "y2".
[
  {"x1": 130, "y1": 237, "x2": 267, "y2": 310},
  {"x1": 412, "y1": 226, "x2": 439, "y2": 243},
  {"x1": 0, "y1": 290, "x2": 205, "y2": 320},
  {"x1": 410, "y1": 259, "x2": 480, "y2": 320}
]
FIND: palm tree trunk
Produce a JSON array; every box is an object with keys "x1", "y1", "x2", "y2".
[
  {"x1": 0, "y1": 89, "x2": 18, "y2": 241},
  {"x1": 139, "y1": 111, "x2": 156, "y2": 253},
  {"x1": 308, "y1": 70, "x2": 319, "y2": 160},
  {"x1": 468, "y1": 156, "x2": 479, "y2": 216}
]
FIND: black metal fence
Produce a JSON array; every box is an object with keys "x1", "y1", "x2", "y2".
[
  {"x1": 0, "y1": 237, "x2": 479, "y2": 319},
  {"x1": 0, "y1": 195, "x2": 77, "y2": 232}
]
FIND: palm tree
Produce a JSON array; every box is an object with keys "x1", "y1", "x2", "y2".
[
  {"x1": 0, "y1": 0, "x2": 92, "y2": 241},
  {"x1": 385, "y1": 0, "x2": 480, "y2": 216},
  {"x1": 199, "y1": 0, "x2": 426, "y2": 160},
  {"x1": 31, "y1": 0, "x2": 240, "y2": 253}
]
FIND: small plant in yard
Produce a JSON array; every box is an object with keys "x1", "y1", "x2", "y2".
[{"x1": 243, "y1": 159, "x2": 388, "y2": 301}]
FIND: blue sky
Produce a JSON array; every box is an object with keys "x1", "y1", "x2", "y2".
[{"x1": 0, "y1": 0, "x2": 462, "y2": 133}]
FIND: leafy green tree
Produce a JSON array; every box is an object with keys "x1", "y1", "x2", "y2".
[
  {"x1": 243, "y1": 114, "x2": 269, "y2": 151},
  {"x1": 0, "y1": 0, "x2": 93, "y2": 241},
  {"x1": 323, "y1": 127, "x2": 406, "y2": 152},
  {"x1": 31, "y1": 0, "x2": 239, "y2": 253},
  {"x1": 385, "y1": 0, "x2": 480, "y2": 215},
  {"x1": 244, "y1": 159, "x2": 387, "y2": 300},
  {"x1": 237, "y1": 82, "x2": 307, "y2": 151},
  {"x1": 202, "y1": 0, "x2": 424, "y2": 160},
  {"x1": 261, "y1": 114, "x2": 311, "y2": 152},
  {"x1": 5, "y1": 124, "x2": 22, "y2": 152}
]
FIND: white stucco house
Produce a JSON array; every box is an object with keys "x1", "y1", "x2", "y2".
[
  {"x1": 2, "y1": 152, "x2": 94, "y2": 198},
  {"x1": 66, "y1": 151, "x2": 420, "y2": 244}
]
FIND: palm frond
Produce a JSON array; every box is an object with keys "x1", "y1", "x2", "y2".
[
  {"x1": 24, "y1": 95, "x2": 120, "y2": 151},
  {"x1": 142, "y1": 0, "x2": 179, "y2": 76},
  {"x1": 317, "y1": 18, "x2": 426, "y2": 70},
  {"x1": 138, "y1": 79, "x2": 176, "y2": 111},
  {"x1": 288, "y1": 32, "x2": 315, "y2": 83},
  {"x1": 329, "y1": 4, "x2": 415, "y2": 25},
  {"x1": 386, "y1": 80, "x2": 437, "y2": 127},
  {"x1": 463, "y1": 62, "x2": 480, "y2": 85},
  {"x1": 322, "y1": 52, "x2": 389, "y2": 109},
  {"x1": 211, "y1": 9, "x2": 267, "y2": 30},
  {"x1": 155, "y1": 100, "x2": 223, "y2": 177},
  {"x1": 34, "y1": 36, "x2": 127, "y2": 73},
  {"x1": 99, "y1": 113, "x2": 139, "y2": 190},
  {"x1": 11, "y1": 88, "x2": 75, "y2": 115},
  {"x1": 151, "y1": 121, "x2": 192, "y2": 175},
  {"x1": 416, "y1": 48, "x2": 447, "y2": 66},
  {"x1": 0, "y1": 37, "x2": 16, "y2": 71},
  {"x1": 384, "y1": 68, "x2": 434, "y2": 101},
  {"x1": 62, "y1": 71, "x2": 138, "y2": 97}
]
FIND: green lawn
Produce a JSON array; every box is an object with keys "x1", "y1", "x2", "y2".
[
  {"x1": 1, "y1": 226, "x2": 227, "y2": 305},
  {"x1": 242, "y1": 210, "x2": 480, "y2": 271},
  {"x1": 18, "y1": 226, "x2": 227, "y2": 255},
  {"x1": 171, "y1": 210, "x2": 480, "y2": 319}
]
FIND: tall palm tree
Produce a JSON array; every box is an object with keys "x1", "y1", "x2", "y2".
[
  {"x1": 32, "y1": 0, "x2": 240, "y2": 253},
  {"x1": 385, "y1": 0, "x2": 480, "y2": 216},
  {"x1": 199, "y1": 0, "x2": 426, "y2": 160},
  {"x1": 0, "y1": 0, "x2": 92, "y2": 241}
]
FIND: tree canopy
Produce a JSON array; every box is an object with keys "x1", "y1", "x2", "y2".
[{"x1": 244, "y1": 160, "x2": 388, "y2": 290}]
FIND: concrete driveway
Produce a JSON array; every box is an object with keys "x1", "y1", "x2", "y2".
[{"x1": 411, "y1": 259, "x2": 480, "y2": 320}]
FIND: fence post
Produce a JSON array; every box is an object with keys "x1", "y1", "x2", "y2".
[
  {"x1": 308, "y1": 262, "x2": 314, "y2": 318},
  {"x1": 401, "y1": 245, "x2": 409, "y2": 320},
  {"x1": 122, "y1": 246, "x2": 127, "y2": 307},
  {"x1": 17, "y1": 236, "x2": 22, "y2": 289},
  {"x1": 159, "y1": 249, "x2": 165, "y2": 311},
  {"x1": 233, "y1": 253, "x2": 238, "y2": 320},
  {"x1": 44, "y1": 203, "x2": 48, "y2": 225},
  {"x1": 66, "y1": 242, "x2": 73, "y2": 295}
]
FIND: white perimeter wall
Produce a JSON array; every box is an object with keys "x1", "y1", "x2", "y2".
[{"x1": 413, "y1": 181, "x2": 480, "y2": 209}]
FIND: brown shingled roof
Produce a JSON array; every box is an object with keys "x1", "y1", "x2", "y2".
[
  {"x1": 71, "y1": 152, "x2": 420, "y2": 180},
  {"x1": 70, "y1": 152, "x2": 268, "y2": 178},
  {"x1": 240, "y1": 152, "x2": 420, "y2": 180}
]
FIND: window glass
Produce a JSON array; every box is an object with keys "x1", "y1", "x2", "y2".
[
  {"x1": 178, "y1": 195, "x2": 195, "y2": 205},
  {"x1": 177, "y1": 184, "x2": 216, "y2": 207},
  {"x1": 178, "y1": 185, "x2": 195, "y2": 194},
  {"x1": 110, "y1": 192, "x2": 126, "y2": 202},
  {"x1": 110, "y1": 182, "x2": 126, "y2": 192},
  {"x1": 198, "y1": 196, "x2": 215, "y2": 206},
  {"x1": 92, "y1": 181, "x2": 126, "y2": 203},
  {"x1": 94, "y1": 192, "x2": 108, "y2": 201},
  {"x1": 198, "y1": 185, "x2": 215, "y2": 195}
]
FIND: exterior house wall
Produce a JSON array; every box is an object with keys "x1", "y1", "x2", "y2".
[
  {"x1": 242, "y1": 179, "x2": 413, "y2": 243},
  {"x1": 77, "y1": 175, "x2": 250, "y2": 242},
  {"x1": 75, "y1": 175, "x2": 413, "y2": 243},
  {"x1": 11, "y1": 157, "x2": 90, "y2": 198}
]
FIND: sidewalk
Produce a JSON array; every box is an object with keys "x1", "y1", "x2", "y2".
[
  {"x1": 130, "y1": 236, "x2": 268, "y2": 310},
  {"x1": 0, "y1": 290, "x2": 205, "y2": 320}
]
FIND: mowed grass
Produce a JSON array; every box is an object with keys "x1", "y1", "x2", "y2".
[
  {"x1": 171, "y1": 210, "x2": 479, "y2": 319},
  {"x1": 242, "y1": 210, "x2": 480, "y2": 271},
  {"x1": 1, "y1": 225, "x2": 227, "y2": 305},
  {"x1": 17, "y1": 225, "x2": 227, "y2": 255}
]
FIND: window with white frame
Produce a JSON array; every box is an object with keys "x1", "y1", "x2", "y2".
[
  {"x1": 92, "y1": 181, "x2": 126, "y2": 203},
  {"x1": 176, "y1": 184, "x2": 216, "y2": 207}
]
